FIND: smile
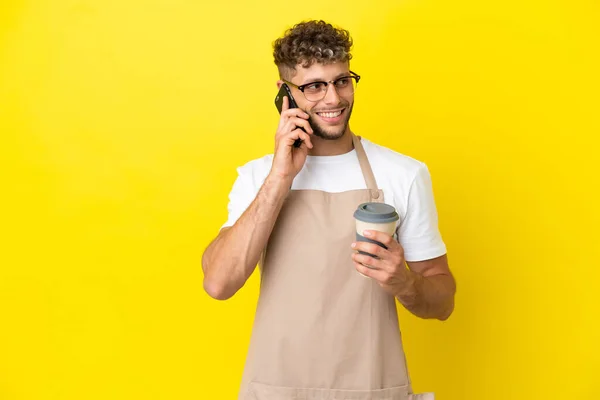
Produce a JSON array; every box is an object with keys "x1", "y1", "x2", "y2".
[{"x1": 315, "y1": 108, "x2": 345, "y2": 122}]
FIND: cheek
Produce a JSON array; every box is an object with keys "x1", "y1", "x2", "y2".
[{"x1": 304, "y1": 103, "x2": 320, "y2": 115}]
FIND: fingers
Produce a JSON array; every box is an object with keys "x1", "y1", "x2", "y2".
[
  {"x1": 352, "y1": 241, "x2": 386, "y2": 259},
  {"x1": 281, "y1": 117, "x2": 313, "y2": 136},
  {"x1": 281, "y1": 105, "x2": 309, "y2": 120},
  {"x1": 282, "y1": 95, "x2": 289, "y2": 112},
  {"x1": 298, "y1": 129, "x2": 313, "y2": 149},
  {"x1": 361, "y1": 230, "x2": 400, "y2": 252},
  {"x1": 352, "y1": 253, "x2": 400, "y2": 285},
  {"x1": 276, "y1": 128, "x2": 313, "y2": 149},
  {"x1": 274, "y1": 96, "x2": 313, "y2": 155},
  {"x1": 351, "y1": 232, "x2": 404, "y2": 273},
  {"x1": 276, "y1": 113, "x2": 313, "y2": 150},
  {"x1": 277, "y1": 104, "x2": 312, "y2": 140},
  {"x1": 282, "y1": 128, "x2": 313, "y2": 149},
  {"x1": 279, "y1": 107, "x2": 310, "y2": 129},
  {"x1": 352, "y1": 252, "x2": 383, "y2": 270},
  {"x1": 354, "y1": 261, "x2": 400, "y2": 289},
  {"x1": 353, "y1": 261, "x2": 387, "y2": 281}
]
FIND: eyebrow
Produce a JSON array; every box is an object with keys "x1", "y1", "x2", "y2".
[{"x1": 300, "y1": 72, "x2": 349, "y2": 85}]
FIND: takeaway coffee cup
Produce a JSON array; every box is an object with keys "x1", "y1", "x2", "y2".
[{"x1": 353, "y1": 202, "x2": 400, "y2": 276}]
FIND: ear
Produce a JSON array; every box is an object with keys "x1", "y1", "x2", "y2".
[{"x1": 276, "y1": 80, "x2": 284, "y2": 89}]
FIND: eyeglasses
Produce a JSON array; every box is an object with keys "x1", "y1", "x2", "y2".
[{"x1": 284, "y1": 71, "x2": 361, "y2": 102}]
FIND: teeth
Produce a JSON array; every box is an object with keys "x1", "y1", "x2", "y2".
[{"x1": 318, "y1": 110, "x2": 342, "y2": 118}]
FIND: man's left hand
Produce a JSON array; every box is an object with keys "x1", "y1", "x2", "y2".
[{"x1": 351, "y1": 230, "x2": 417, "y2": 298}]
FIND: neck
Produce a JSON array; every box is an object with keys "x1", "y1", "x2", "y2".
[{"x1": 308, "y1": 127, "x2": 355, "y2": 156}]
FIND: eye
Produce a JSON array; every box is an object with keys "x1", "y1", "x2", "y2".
[
  {"x1": 335, "y1": 77, "x2": 350, "y2": 87},
  {"x1": 305, "y1": 82, "x2": 325, "y2": 92}
]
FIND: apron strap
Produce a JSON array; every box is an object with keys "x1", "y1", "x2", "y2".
[{"x1": 352, "y1": 134, "x2": 379, "y2": 193}]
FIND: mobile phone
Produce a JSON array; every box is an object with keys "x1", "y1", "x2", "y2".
[{"x1": 274, "y1": 83, "x2": 303, "y2": 148}]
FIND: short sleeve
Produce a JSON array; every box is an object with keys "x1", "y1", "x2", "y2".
[
  {"x1": 220, "y1": 165, "x2": 261, "y2": 230},
  {"x1": 397, "y1": 163, "x2": 447, "y2": 262}
]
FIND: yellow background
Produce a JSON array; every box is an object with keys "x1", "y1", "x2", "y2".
[{"x1": 1, "y1": 0, "x2": 599, "y2": 399}]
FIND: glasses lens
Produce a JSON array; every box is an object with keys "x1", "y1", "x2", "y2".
[
  {"x1": 303, "y1": 82, "x2": 326, "y2": 101},
  {"x1": 335, "y1": 76, "x2": 357, "y2": 96},
  {"x1": 303, "y1": 76, "x2": 358, "y2": 102}
]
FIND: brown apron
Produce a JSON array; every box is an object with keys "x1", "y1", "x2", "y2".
[{"x1": 239, "y1": 134, "x2": 435, "y2": 400}]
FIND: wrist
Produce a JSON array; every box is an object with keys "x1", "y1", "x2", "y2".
[
  {"x1": 266, "y1": 171, "x2": 293, "y2": 191},
  {"x1": 260, "y1": 172, "x2": 293, "y2": 206}
]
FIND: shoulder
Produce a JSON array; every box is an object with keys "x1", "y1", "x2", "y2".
[
  {"x1": 235, "y1": 153, "x2": 273, "y2": 188},
  {"x1": 361, "y1": 137, "x2": 427, "y2": 181}
]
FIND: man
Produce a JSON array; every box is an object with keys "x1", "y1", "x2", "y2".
[{"x1": 202, "y1": 20, "x2": 456, "y2": 400}]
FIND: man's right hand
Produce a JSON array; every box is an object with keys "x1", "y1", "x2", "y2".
[{"x1": 271, "y1": 96, "x2": 313, "y2": 181}]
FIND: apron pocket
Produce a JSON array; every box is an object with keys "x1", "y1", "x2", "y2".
[{"x1": 247, "y1": 381, "x2": 412, "y2": 400}]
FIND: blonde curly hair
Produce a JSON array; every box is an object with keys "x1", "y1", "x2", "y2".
[{"x1": 273, "y1": 20, "x2": 353, "y2": 79}]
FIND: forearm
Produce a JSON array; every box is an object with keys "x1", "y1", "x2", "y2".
[
  {"x1": 396, "y1": 271, "x2": 456, "y2": 321},
  {"x1": 202, "y1": 174, "x2": 291, "y2": 300}
]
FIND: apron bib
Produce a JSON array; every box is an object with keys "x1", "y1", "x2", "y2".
[{"x1": 239, "y1": 135, "x2": 434, "y2": 400}]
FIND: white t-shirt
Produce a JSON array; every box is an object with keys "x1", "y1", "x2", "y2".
[{"x1": 221, "y1": 137, "x2": 447, "y2": 262}]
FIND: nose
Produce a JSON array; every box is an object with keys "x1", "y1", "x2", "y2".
[{"x1": 322, "y1": 83, "x2": 341, "y2": 105}]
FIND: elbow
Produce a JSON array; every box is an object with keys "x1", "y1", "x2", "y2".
[
  {"x1": 437, "y1": 275, "x2": 456, "y2": 321},
  {"x1": 201, "y1": 251, "x2": 246, "y2": 301},
  {"x1": 202, "y1": 264, "x2": 237, "y2": 301},
  {"x1": 437, "y1": 299, "x2": 455, "y2": 321},
  {"x1": 203, "y1": 277, "x2": 234, "y2": 301},
  {"x1": 202, "y1": 249, "x2": 233, "y2": 301},
  {"x1": 437, "y1": 308, "x2": 453, "y2": 321}
]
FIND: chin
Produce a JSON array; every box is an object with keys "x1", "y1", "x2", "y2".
[
  {"x1": 310, "y1": 105, "x2": 353, "y2": 141},
  {"x1": 314, "y1": 130, "x2": 346, "y2": 140},
  {"x1": 311, "y1": 122, "x2": 350, "y2": 141}
]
